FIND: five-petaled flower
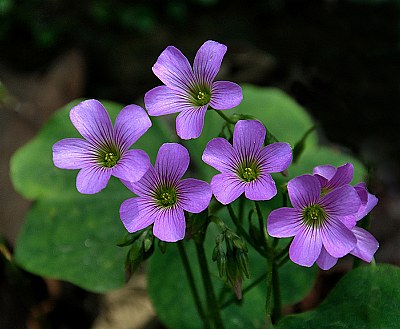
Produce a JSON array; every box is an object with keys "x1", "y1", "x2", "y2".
[
  {"x1": 202, "y1": 120, "x2": 292, "y2": 205},
  {"x1": 144, "y1": 40, "x2": 243, "y2": 140},
  {"x1": 119, "y1": 143, "x2": 212, "y2": 242},
  {"x1": 311, "y1": 163, "x2": 379, "y2": 269},
  {"x1": 52, "y1": 99, "x2": 152, "y2": 194},
  {"x1": 267, "y1": 174, "x2": 362, "y2": 269}
]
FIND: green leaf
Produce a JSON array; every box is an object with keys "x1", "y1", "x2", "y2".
[
  {"x1": 276, "y1": 264, "x2": 400, "y2": 329},
  {"x1": 11, "y1": 99, "x2": 171, "y2": 292}
]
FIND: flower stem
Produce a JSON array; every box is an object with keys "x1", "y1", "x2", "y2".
[
  {"x1": 227, "y1": 204, "x2": 266, "y2": 256},
  {"x1": 214, "y1": 109, "x2": 237, "y2": 124},
  {"x1": 265, "y1": 257, "x2": 274, "y2": 328},
  {"x1": 194, "y1": 240, "x2": 225, "y2": 329},
  {"x1": 254, "y1": 201, "x2": 270, "y2": 248},
  {"x1": 272, "y1": 262, "x2": 282, "y2": 322},
  {"x1": 177, "y1": 241, "x2": 209, "y2": 328}
]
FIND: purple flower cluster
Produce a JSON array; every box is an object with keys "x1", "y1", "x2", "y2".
[
  {"x1": 52, "y1": 39, "x2": 379, "y2": 260},
  {"x1": 267, "y1": 163, "x2": 379, "y2": 269}
]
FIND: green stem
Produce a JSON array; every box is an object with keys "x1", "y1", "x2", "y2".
[
  {"x1": 254, "y1": 201, "x2": 270, "y2": 248},
  {"x1": 214, "y1": 109, "x2": 237, "y2": 124},
  {"x1": 195, "y1": 241, "x2": 225, "y2": 329},
  {"x1": 265, "y1": 257, "x2": 274, "y2": 328},
  {"x1": 227, "y1": 204, "x2": 266, "y2": 256},
  {"x1": 272, "y1": 262, "x2": 282, "y2": 322},
  {"x1": 177, "y1": 241, "x2": 209, "y2": 328}
]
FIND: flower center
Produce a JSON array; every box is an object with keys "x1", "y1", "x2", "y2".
[
  {"x1": 98, "y1": 145, "x2": 121, "y2": 168},
  {"x1": 190, "y1": 85, "x2": 211, "y2": 106},
  {"x1": 237, "y1": 161, "x2": 260, "y2": 182},
  {"x1": 155, "y1": 186, "x2": 177, "y2": 208},
  {"x1": 302, "y1": 204, "x2": 327, "y2": 227},
  {"x1": 104, "y1": 152, "x2": 119, "y2": 167}
]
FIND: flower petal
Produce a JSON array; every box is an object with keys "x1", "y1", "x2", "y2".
[
  {"x1": 52, "y1": 138, "x2": 92, "y2": 169},
  {"x1": 320, "y1": 218, "x2": 356, "y2": 258},
  {"x1": 233, "y1": 120, "x2": 265, "y2": 156},
  {"x1": 114, "y1": 104, "x2": 152, "y2": 150},
  {"x1": 320, "y1": 185, "x2": 361, "y2": 216},
  {"x1": 119, "y1": 197, "x2": 156, "y2": 233},
  {"x1": 354, "y1": 183, "x2": 378, "y2": 221},
  {"x1": 76, "y1": 166, "x2": 111, "y2": 194},
  {"x1": 153, "y1": 207, "x2": 186, "y2": 242},
  {"x1": 287, "y1": 175, "x2": 321, "y2": 209},
  {"x1": 70, "y1": 99, "x2": 113, "y2": 144},
  {"x1": 202, "y1": 137, "x2": 235, "y2": 173},
  {"x1": 155, "y1": 143, "x2": 189, "y2": 182},
  {"x1": 210, "y1": 81, "x2": 243, "y2": 110},
  {"x1": 313, "y1": 164, "x2": 336, "y2": 180},
  {"x1": 193, "y1": 40, "x2": 227, "y2": 83},
  {"x1": 316, "y1": 246, "x2": 338, "y2": 270},
  {"x1": 130, "y1": 166, "x2": 158, "y2": 197},
  {"x1": 258, "y1": 142, "x2": 292, "y2": 173},
  {"x1": 144, "y1": 86, "x2": 190, "y2": 116},
  {"x1": 350, "y1": 227, "x2": 379, "y2": 262},
  {"x1": 326, "y1": 163, "x2": 354, "y2": 189},
  {"x1": 176, "y1": 106, "x2": 208, "y2": 140},
  {"x1": 289, "y1": 227, "x2": 322, "y2": 267},
  {"x1": 152, "y1": 46, "x2": 194, "y2": 90},
  {"x1": 210, "y1": 173, "x2": 245, "y2": 205},
  {"x1": 178, "y1": 178, "x2": 212, "y2": 213},
  {"x1": 244, "y1": 173, "x2": 277, "y2": 201},
  {"x1": 112, "y1": 149, "x2": 150, "y2": 183},
  {"x1": 267, "y1": 208, "x2": 303, "y2": 238}
]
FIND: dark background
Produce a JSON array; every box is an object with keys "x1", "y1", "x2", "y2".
[{"x1": 1, "y1": 0, "x2": 399, "y2": 328}]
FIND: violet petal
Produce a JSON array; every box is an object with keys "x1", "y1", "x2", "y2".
[
  {"x1": 119, "y1": 197, "x2": 156, "y2": 233},
  {"x1": 76, "y1": 166, "x2": 111, "y2": 194},
  {"x1": 267, "y1": 208, "x2": 302, "y2": 238},
  {"x1": 152, "y1": 46, "x2": 194, "y2": 91},
  {"x1": 178, "y1": 178, "x2": 212, "y2": 213},
  {"x1": 155, "y1": 143, "x2": 189, "y2": 182},
  {"x1": 176, "y1": 106, "x2": 208, "y2": 140},
  {"x1": 202, "y1": 137, "x2": 236, "y2": 173},
  {"x1": 193, "y1": 40, "x2": 227, "y2": 83},
  {"x1": 114, "y1": 104, "x2": 152, "y2": 150},
  {"x1": 153, "y1": 207, "x2": 186, "y2": 242},
  {"x1": 210, "y1": 172, "x2": 245, "y2": 205},
  {"x1": 52, "y1": 138, "x2": 92, "y2": 169},
  {"x1": 287, "y1": 175, "x2": 321, "y2": 210},
  {"x1": 210, "y1": 81, "x2": 243, "y2": 110},
  {"x1": 244, "y1": 173, "x2": 277, "y2": 201},
  {"x1": 145, "y1": 86, "x2": 190, "y2": 116},
  {"x1": 69, "y1": 99, "x2": 113, "y2": 144},
  {"x1": 112, "y1": 149, "x2": 150, "y2": 183}
]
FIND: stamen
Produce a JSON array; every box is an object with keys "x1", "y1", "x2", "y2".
[
  {"x1": 103, "y1": 152, "x2": 119, "y2": 168},
  {"x1": 155, "y1": 186, "x2": 178, "y2": 208},
  {"x1": 302, "y1": 204, "x2": 327, "y2": 227}
]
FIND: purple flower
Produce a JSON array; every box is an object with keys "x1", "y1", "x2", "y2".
[
  {"x1": 267, "y1": 174, "x2": 361, "y2": 268},
  {"x1": 52, "y1": 99, "x2": 151, "y2": 194},
  {"x1": 202, "y1": 120, "x2": 292, "y2": 205},
  {"x1": 312, "y1": 163, "x2": 379, "y2": 269},
  {"x1": 120, "y1": 143, "x2": 212, "y2": 242},
  {"x1": 144, "y1": 40, "x2": 243, "y2": 140}
]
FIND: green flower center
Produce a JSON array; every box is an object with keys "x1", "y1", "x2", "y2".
[
  {"x1": 155, "y1": 186, "x2": 178, "y2": 208},
  {"x1": 190, "y1": 86, "x2": 211, "y2": 106},
  {"x1": 302, "y1": 204, "x2": 327, "y2": 227},
  {"x1": 237, "y1": 161, "x2": 260, "y2": 182},
  {"x1": 98, "y1": 145, "x2": 121, "y2": 168}
]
